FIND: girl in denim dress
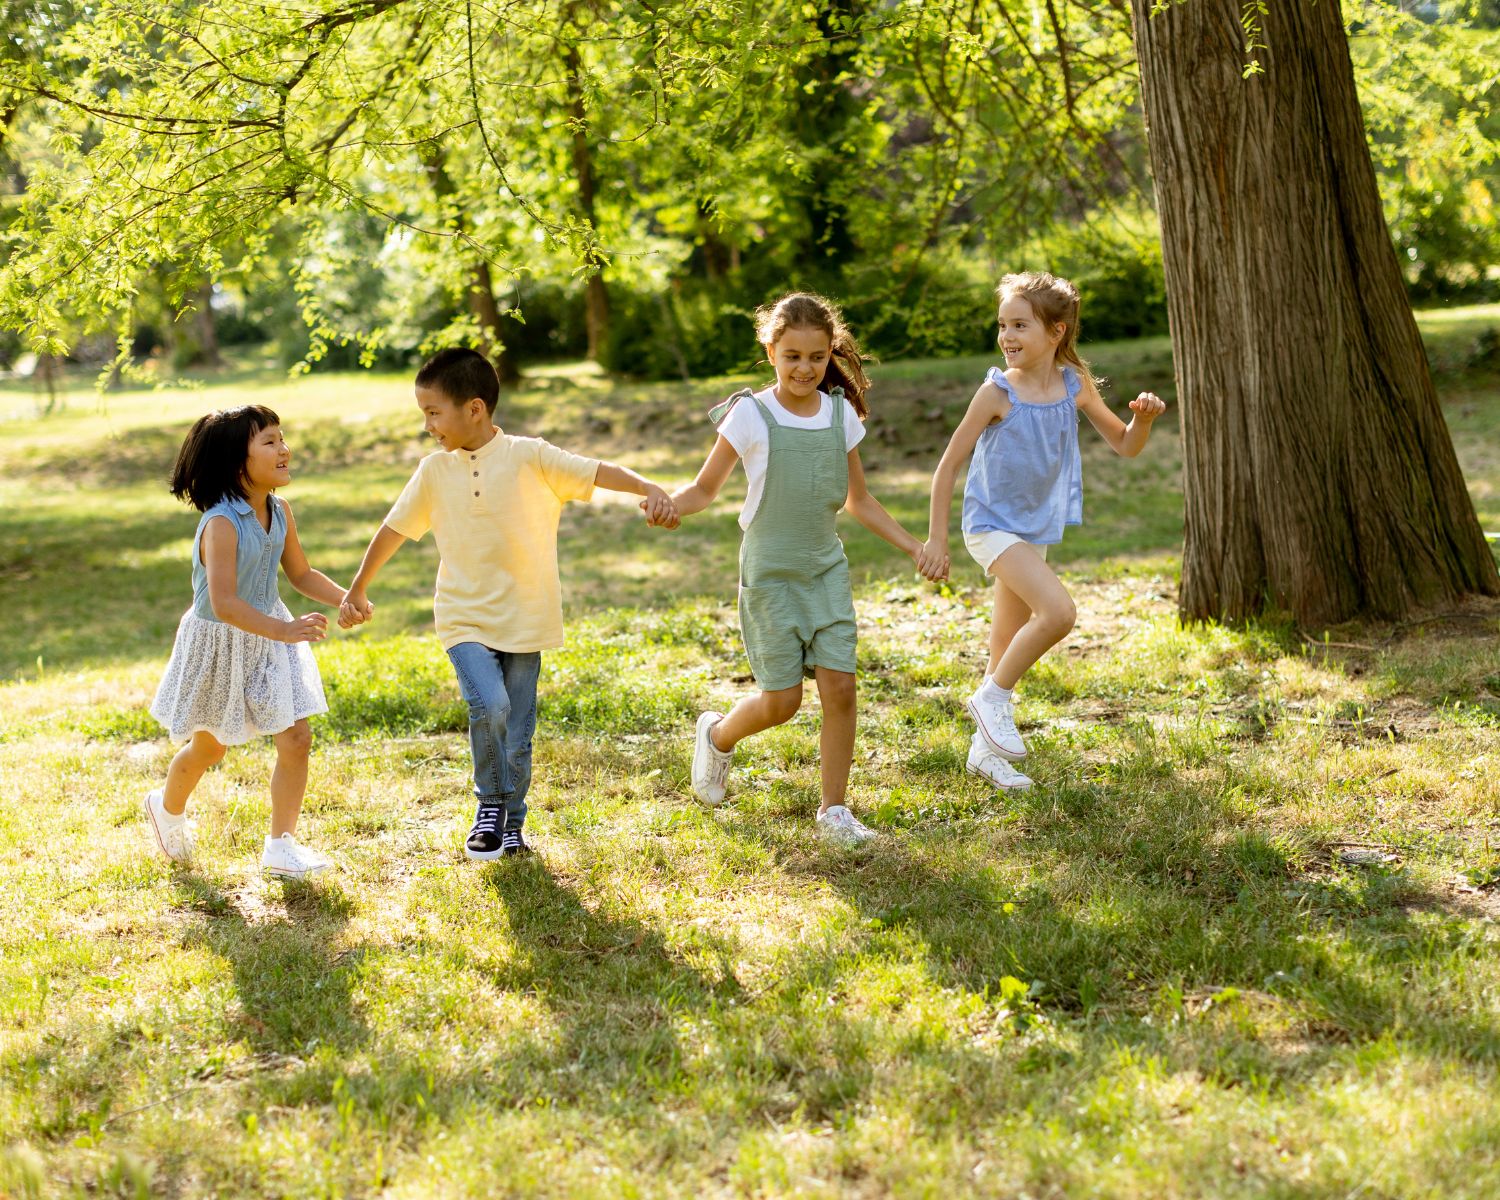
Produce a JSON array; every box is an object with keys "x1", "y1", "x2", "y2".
[
  {"x1": 668, "y1": 293, "x2": 947, "y2": 845},
  {"x1": 144, "y1": 406, "x2": 352, "y2": 878}
]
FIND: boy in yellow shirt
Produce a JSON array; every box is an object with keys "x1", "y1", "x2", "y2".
[{"x1": 341, "y1": 348, "x2": 677, "y2": 859}]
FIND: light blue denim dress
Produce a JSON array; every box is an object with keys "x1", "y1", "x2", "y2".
[
  {"x1": 150, "y1": 495, "x2": 326, "y2": 744},
  {"x1": 962, "y1": 364, "x2": 1084, "y2": 545}
]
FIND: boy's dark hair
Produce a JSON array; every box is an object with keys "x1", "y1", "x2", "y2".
[
  {"x1": 415, "y1": 347, "x2": 500, "y2": 414},
  {"x1": 169, "y1": 405, "x2": 281, "y2": 512}
]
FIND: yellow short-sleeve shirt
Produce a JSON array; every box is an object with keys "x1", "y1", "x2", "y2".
[{"x1": 384, "y1": 429, "x2": 600, "y2": 652}]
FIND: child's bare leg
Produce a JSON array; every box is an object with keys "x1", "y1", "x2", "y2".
[
  {"x1": 813, "y1": 667, "x2": 856, "y2": 814},
  {"x1": 985, "y1": 575, "x2": 1034, "y2": 677},
  {"x1": 712, "y1": 684, "x2": 802, "y2": 751},
  {"x1": 269, "y1": 719, "x2": 313, "y2": 838},
  {"x1": 988, "y1": 545, "x2": 1076, "y2": 688},
  {"x1": 162, "y1": 731, "x2": 226, "y2": 815}
]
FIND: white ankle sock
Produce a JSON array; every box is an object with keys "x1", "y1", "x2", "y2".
[{"x1": 980, "y1": 679, "x2": 1013, "y2": 702}]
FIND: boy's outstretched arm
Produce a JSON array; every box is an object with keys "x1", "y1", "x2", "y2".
[
  {"x1": 339, "y1": 524, "x2": 407, "y2": 627},
  {"x1": 594, "y1": 461, "x2": 679, "y2": 528},
  {"x1": 667, "y1": 435, "x2": 739, "y2": 521}
]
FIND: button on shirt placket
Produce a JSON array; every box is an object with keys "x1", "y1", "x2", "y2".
[{"x1": 470, "y1": 452, "x2": 484, "y2": 511}]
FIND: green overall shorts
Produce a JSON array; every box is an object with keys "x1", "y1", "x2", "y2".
[{"x1": 727, "y1": 389, "x2": 859, "y2": 691}]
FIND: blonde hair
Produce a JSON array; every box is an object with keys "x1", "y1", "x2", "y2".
[
  {"x1": 754, "y1": 292, "x2": 872, "y2": 417},
  {"x1": 996, "y1": 271, "x2": 1095, "y2": 383}
]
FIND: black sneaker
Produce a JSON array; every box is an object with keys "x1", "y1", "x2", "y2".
[
  {"x1": 465, "y1": 805, "x2": 505, "y2": 861},
  {"x1": 501, "y1": 827, "x2": 531, "y2": 856}
]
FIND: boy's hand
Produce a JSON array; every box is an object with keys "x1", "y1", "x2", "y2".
[
  {"x1": 639, "y1": 485, "x2": 680, "y2": 530},
  {"x1": 1129, "y1": 392, "x2": 1166, "y2": 421},
  {"x1": 338, "y1": 591, "x2": 374, "y2": 629}
]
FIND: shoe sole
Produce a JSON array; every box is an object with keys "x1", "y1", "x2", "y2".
[
  {"x1": 966, "y1": 760, "x2": 1033, "y2": 791},
  {"x1": 263, "y1": 862, "x2": 330, "y2": 879},
  {"x1": 144, "y1": 792, "x2": 191, "y2": 864},
  {"x1": 965, "y1": 697, "x2": 1027, "y2": 761},
  {"x1": 464, "y1": 845, "x2": 505, "y2": 861}
]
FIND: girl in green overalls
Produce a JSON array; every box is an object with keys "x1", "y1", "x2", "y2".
[{"x1": 668, "y1": 293, "x2": 948, "y2": 845}]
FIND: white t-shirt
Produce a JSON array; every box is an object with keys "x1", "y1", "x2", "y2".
[{"x1": 716, "y1": 387, "x2": 867, "y2": 529}]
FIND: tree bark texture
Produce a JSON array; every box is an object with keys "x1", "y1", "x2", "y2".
[{"x1": 1130, "y1": 0, "x2": 1498, "y2": 626}]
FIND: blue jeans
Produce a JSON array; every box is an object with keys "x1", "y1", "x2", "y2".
[{"x1": 445, "y1": 643, "x2": 542, "y2": 830}]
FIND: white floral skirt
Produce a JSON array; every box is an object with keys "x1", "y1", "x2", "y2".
[{"x1": 150, "y1": 605, "x2": 328, "y2": 745}]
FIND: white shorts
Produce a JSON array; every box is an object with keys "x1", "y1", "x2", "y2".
[{"x1": 963, "y1": 529, "x2": 1048, "y2": 575}]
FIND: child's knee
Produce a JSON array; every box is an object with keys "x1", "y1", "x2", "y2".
[
  {"x1": 190, "y1": 733, "x2": 226, "y2": 765},
  {"x1": 819, "y1": 671, "x2": 856, "y2": 711},
  {"x1": 1042, "y1": 598, "x2": 1077, "y2": 640},
  {"x1": 278, "y1": 720, "x2": 313, "y2": 757},
  {"x1": 762, "y1": 688, "x2": 802, "y2": 724},
  {"x1": 467, "y1": 697, "x2": 511, "y2": 735}
]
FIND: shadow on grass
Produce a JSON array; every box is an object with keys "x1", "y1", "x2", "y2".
[
  {"x1": 710, "y1": 747, "x2": 1500, "y2": 1088},
  {"x1": 172, "y1": 872, "x2": 367, "y2": 1057}
]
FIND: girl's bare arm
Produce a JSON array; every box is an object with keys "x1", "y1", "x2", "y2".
[
  {"x1": 669, "y1": 435, "x2": 740, "y2": 518},
  {"x1": 1076, "y1": 376, "x2": 1165, "y2": 457},
  {"x1": 203, "y1": 517, "x2": 326, "y2": 643},
  {"x1": 279, "y1": 500, "x2": 349, "y2": 607},
  {"x1": 926, "y1": 382, "x2": 1006, "y2": 553}
]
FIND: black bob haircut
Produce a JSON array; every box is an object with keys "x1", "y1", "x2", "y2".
[
  {"x1": 415, "y1": 347, "x2": 500, "y2": 414},
  {"x1": 168, "y1": 405, "x2": 281, "y2": 512}
]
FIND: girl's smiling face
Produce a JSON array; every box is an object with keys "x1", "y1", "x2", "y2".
[
  {"x1": 997, "y1": 294, "x2": 1065, "y2": 370},
  {"x1": 766, "y1": 326, "x2": 832, "y2": 406},
  {"x1": 242, "y1": 423, "x2": 291, "y2": 492}
]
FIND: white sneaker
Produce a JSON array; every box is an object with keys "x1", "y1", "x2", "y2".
[
  {"x1": 143, "y1": 788, "x2": 194, "y2": 864},
  {"x1": 691, "y1": 711, "x2": 733, "y2": 807},
  {"x1": 816, "y1": 805, "x2": 879, "y2": 846},
  {"x1": 261, "y1": 834, "x2": 332, "y2": 879},
  {"x1": 966, "y1": 735, "x2": 1034, "y2": 790},
  {"x1": 966, "y1": 684, "x2": 1027, "y2": 760}
]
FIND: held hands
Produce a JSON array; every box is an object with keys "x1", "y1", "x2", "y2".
[
  {"x1": 1129, "y1": 392, "x2": 1167, "y2": 421},
  {"x1": 281, "y1": 613, "x2": 329, "y2": 643},
  {"x1": 337, "y1": 591, "x2": 375, "y2": 630},
  {"x1": 914, "y1": 539, "x2": 950, "y2": 583},
  {"x1": 638, "y1": 484, "x2": 681, "y2": 530}
]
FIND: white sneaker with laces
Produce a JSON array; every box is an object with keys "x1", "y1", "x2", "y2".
[
  {"x1": 691, "y1": 710, "x2": 733, "y2": 807},
  {"x1": 966, "y1": 684, "x2": 1027, "y2": 760},
  {"x1": 143, "y1": 788, "x2": 194, "y2": 864},
  {"x1": 966, "y1": 735, "x2": 1034, "y2": 790},
  {"x1": 261, "y1": 834, "x2": 332, "y2": 879},
  {"x1": 816, "y1": 805, "x2": 879, "y2": 846}
]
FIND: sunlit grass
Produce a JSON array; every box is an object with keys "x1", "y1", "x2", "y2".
[{"x1": 2, "y1": 316, "x2": 1498, "y2": 1196}]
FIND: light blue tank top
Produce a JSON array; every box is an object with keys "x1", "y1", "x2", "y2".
[
  {"x1": 190, "y1": 495, "x2": 286, "y2": 621},
  {"x1": 961, "y1": 365, "x2": 1083, "y2": 545}
]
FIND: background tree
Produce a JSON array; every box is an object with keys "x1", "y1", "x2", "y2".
[{"x1": 1130, "y1": 0, "x2": 1498, "y2": 624}]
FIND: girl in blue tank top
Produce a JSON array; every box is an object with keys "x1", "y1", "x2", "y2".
[
  {"x1": 924, "y1": 272, "x2": 1168, "y2": 789},
  {"x1": 144, "y1": 406, "x2": 354, "y2": 879}
]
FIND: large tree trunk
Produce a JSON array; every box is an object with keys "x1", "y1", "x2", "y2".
[
  {"x1": 1130, "y1": 0, "x2": 1498, "y2": 626},
  {"x1": 564, "y1": 40, "x2": 609, "y2": 361}
]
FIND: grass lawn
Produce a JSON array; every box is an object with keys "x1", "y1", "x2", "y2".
[{"x1": 1, "y1": 308, "x2": 1498, "y2": 1198}]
